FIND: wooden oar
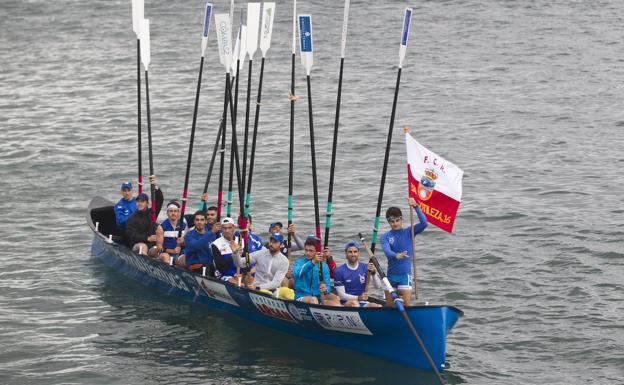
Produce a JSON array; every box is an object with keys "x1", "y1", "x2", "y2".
[
  {"x1": 245, "y1": 2, "x2": 275, "y2": 218},
  {"x1": 140, "y1": 19, "x2": 157, "y2": 223},
  {"x1": 180, "y1": 3, "x2": 213, "y2": 225},
  {"x1": 215, "y1": 13, "x2": 233, "y2": 222},
  {"x1": 132, "y1": 0, "x2": 144, "y2": 194},
  {"x1": 323, "y1": 0, "x2": 350, "y2": 252},
  {"x1": 287, "y1": 0, "x2": 296, "y2": 262},
  {"x1": 298, "y1": 14, "x2": 322, "y2": 281},
  {"x1": 358, "y1": 233, "x2": 445, "y2": 385},
  {"x1": 241, "y1": 2, "x2": 260, "y2": 199},
  {"x1": 370, "y1": 8, "x2": 413, "y2": 253}
]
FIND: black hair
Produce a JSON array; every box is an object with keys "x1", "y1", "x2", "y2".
[
  {"x1": 386, "y1": 206, "x2": 402, "y2": 220},
  {"x1": 304, "y1": 238, "x2": 317, "y2": 248},
  {"x1": 194, "y1": 210, "x2": 207, "y2": 218},
  {"x1": 207, "y1": 206, "x2": 218, "y2": 212}
]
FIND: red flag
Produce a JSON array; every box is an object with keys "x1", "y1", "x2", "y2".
[{"x1": 405, "y1": 133, "x2": 463, "y2": 233}]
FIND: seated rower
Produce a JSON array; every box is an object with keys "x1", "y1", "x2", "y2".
[
  {"x1": 125, "y1": 192, "x2": 165, "y2": 258},
  {"x1": 292, "y1": 238, "x2": 341, "y2": 306},
  {"x1": 321, "y1": 246, "x2": 337, "y2": 279},
  {"x1": 235, "y1": 233, "x2": 289, "y2": 293},
  {"x1": 244, "y1": 215, "x2": 264, "y2": 253},
  {"x1": 211, "y1": 217, "x2": 242, "y2": 284},
  {"x1": 334, "y1": 241, "x2": 382, "y2": 308},
  {"x1": 268, "y1": 222, "x2": 304, "y2": 255},
  {"x1": 158, "y1": 200, "x2": 187, "y2": 263},
  {"x1": 172, "y1": 211, "x2": 215, "y2": 275},
  {"x1": 114, "y1": 175, "x2": 160, "y2": 235}
]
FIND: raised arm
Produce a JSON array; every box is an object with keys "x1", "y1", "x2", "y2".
[{"x1": 412, "y1": 204, "x2": 428, "y2": 235}]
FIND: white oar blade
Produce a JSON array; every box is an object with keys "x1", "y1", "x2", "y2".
[
  {"x1": 215, "y1": 13, "x2": 232, "y2": 73},
  {"x1": 246, "y1": 3, "x2": 261, "y2": 59},
  {"x1": 291, "y1": 0, "x2": 297, "y2": 54},
  {"x1": 140, "y1": 19, "x2": 151, "y2": 70},
  {"x1": 132, "y1": 0, "x2": 144, "y2": 37},
  {"x1": 238, "y1": 24, "x2": 247, "y2": 63},
  {"x1": 398, "y1": 8, "x2": 413, "y2": 68},
  {"x1": 201, "y1": 3, "x2": 213, "y2": 57},
  {"x1": 259, "y1": 2, "x2": 276, "y2": 58},
  {"x1": 340, "y1": 0, "x2": 350, "y2": 58},
  {"x1": 298, "y1": 14, "x2": 313, "y2": 75}
]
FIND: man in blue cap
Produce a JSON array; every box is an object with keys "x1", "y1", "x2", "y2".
[
  {"x1": 334, "y1": 241, "x2": 382, "y2": 307},
  {"x1": 237, "y1": 232, "x2": 290, "y2": 293},
  {"x1": 114, "y1": 175, "x2": 161, "y2": 233},
  {"x1": 268, "y1": 221, "x2": 305, "y2": 255}
]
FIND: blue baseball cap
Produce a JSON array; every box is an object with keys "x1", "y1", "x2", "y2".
[
  {"x1": 121, "y1": 181, "x2": 133, "y2": 190},
  {"x1": 269, "y1": 221, "x2": 283, "y2": 231},
  {"x1": 136, "y1": 193, "x2": 149, "y2": 201},
  {"x1": 344, "y1": 241, "x2": 360, "y2": 251},
  {"x1": 269, "y1": 232, "x2": 284, "y2": 243}
]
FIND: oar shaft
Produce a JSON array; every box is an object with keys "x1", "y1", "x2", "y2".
[
  {"x1": 144, "y1": 70, "x2": 156, "y2": 223},
  {"x1": 306, "y1": 75, "x2": 322, "y2": 281},
  {"x1": 323, "y1": 56, "x2": 344, "y2": 249},
  {"x1": 227, "y1": 59, "x2": 242, "y2": 218},
  {"x1": 180, "y1": 56, "x2": 205, "y2": 219},
  {"x1": 245, "y1": 56, "x2": 265, "y2": 217},
  {"x1": 136, "y1": 38, "x2": 143, "y2": 194},
  {"x1": 287, "y1": 51, "x2": 295, "y2": 261},
  {"x1": 217, "y1": 74, "x2": 229, "y2": 221},
  {"x1": 241, "y1": 59, "x2": 253, "y2": 196},
  {"x1": 370, "y1": 68, "x2": 402, "y2": 253}
]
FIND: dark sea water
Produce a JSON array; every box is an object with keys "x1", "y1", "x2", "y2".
[{"x1": 1, "y1": 0, "x2": 623, "y2": 384}]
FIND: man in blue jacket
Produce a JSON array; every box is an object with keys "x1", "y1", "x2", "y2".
[
  {"x1": 114, "y1": 175, "x2": 160, "y2": 233},
  {"x1": 380, "y1": 197, "x2": 428, "y2": 306},
  {"x1": 292, "y1": 238, "x2": 341, "y2": 306}
]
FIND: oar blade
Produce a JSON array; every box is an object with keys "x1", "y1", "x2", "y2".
[
  {"x1": 340, "y1": 0, "x2": 350, "y2": 58},
  {"x1": 140, "y1": 18, "x2": 150, "y2": 70},
  {"x1": 399, "y1": 8, "x2": 413, "y2": 68},
  {"x1": 246, "y1": 3, "x2": 261, "y2": 59},
  {"x1": 132, "y1": 0, "x2": 144, "y2": 37},
  {"x1": 291, "y1": 0, "x2": 297, "y2": 54},
  {"x1": 201, "y1": 3, "x2": 213, "y2": 57},
  {"x1": 298, "y1": 14, "x2": 313, "y2": 75},
  {"x1": 215, "y1": 13, "x2": 233, "y2": 73},
  {"x1": 230, "y1": 26, "x2": 242, "y2": 74},
  {"x1": 259, "y1": 2, "x2": 276, "y2": 57}
]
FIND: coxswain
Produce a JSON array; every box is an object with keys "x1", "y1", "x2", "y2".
[
  {"x1": 172, "y1": 211, "x2": 215, "y2": 275},
  {"x1": 334, "y1": 241, "x2": 382, "y2": 307},
  {"x1": 292, "y1": 238, "x2": 341, "y2": 306},
  {"x1": 125, "y1": 192, "x2": 165, "y2": 258},
  {"x1": 380, "y1": 197, "x2": 428, "y2": 306},
  {"x1": 211, "y1": 217, "x2": 242, "y2": 284}
]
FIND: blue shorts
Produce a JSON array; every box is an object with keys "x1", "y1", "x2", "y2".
[{"x1": 387, "y1": 273, "x2": 412, "y2": 290}]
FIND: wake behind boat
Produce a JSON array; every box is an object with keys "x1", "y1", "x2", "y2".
[{"x1": 88, "y1": 196, "x2": 463, "y2": 371}]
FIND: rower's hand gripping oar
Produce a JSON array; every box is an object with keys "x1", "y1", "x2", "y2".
[
  {"x1": 370, "y1": 8, "x2": 413, "y2": 252},
  {"x1": 358, "y1": 233, "x2": 446, "y2": 384}
]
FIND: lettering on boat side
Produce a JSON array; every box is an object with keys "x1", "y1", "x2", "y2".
[
  {"x1": 310, "y1": 309, "x2": 373, "y2": 335},
  {"x1": 195, "y1": 277, "x2": 239, "y2": 306},
  {"x1": 287, "y1": 303, "x2": 314, "y2": 322},
  {"x1": 116, "y1": 248, "x2": 190, "y2": 292},
  {"x1": 249, "y1": 293, "x2": 297, "y2": 323}
]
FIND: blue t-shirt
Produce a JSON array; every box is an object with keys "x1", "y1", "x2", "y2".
[
  {"x1": 115, "y1": 197, "x2": 137, "y2": 229},
  {"x1": 334, "y1": 262, "x2": 368, "y2": 296},
  {"x1": 184, "y1": 229, "x2": 215, "y2": 267},
  {"x1": 380, "y1": 206, "x2": 428, "y2": 275}
]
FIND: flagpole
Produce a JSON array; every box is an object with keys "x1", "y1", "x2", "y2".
[
  {"x1": 140, "y1": 19, "x2": 157, "y2": 223},
  {"x1": 287, "y1": 0, "x2": 296, "y2": 262},
  {"x1": 406, "y1": 128, "x2": 418, "y2": 298},
  {"x1": 132, "y1": 0, "x2": 144, "y2": 194},
  {"x1": 180, "y1": 4, "x2": 213, "y2": 224},
  {"x1": 241, "y1": 3, "x2": 260, "y2": 199},
  {"x1": 245, "y1": 3, "x2": 275, "y2": 218},
  {"x1": 370, "y1": 8, "x2": 413, "y2": 253},
  {"x1": 323, "y1": 0, "x2": 350, "y2": 252}
]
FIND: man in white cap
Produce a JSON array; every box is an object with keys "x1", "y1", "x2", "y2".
[{"x1": 211, "y1": 217, "x2": 242, "y2": 284}]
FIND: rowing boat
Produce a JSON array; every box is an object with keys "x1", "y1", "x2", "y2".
[{"x1": 87, "y1": 196, "x2": 463, "y2": 371}]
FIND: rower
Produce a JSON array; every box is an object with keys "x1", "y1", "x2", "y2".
[
  {"x1": 114, "y1": 175, "x2": 159, "y2": 234},
  {"x1": 211, "y1": 217, "x2": 242, "y2": 284},
  {"x1": 159, "y1": 200, "x2": 187, "y2": 263},
  {"x1": 238, "y1": 233, "x2": 290, "y2": 294},
  {"x1": 172, "y1": 211, "x2": 215, "y2": 275},
  {"x1": 292, "y1": 238, "x2": 341, "y2": 306},
  {"x1": 125, "y1": 192, "x2": 165, "y2": 258},
  {"x1": 334, "y1": 241, "x2": 382, "y2": 308},
  {"x1": 268, "y1": 221, "x2": 304, "y2": 255},
  {"x1": 244, "y1": 215, "x2": 264, "y2": 253},
  {"x1": 380, "y1": 197, "x2": 428, "y2": 306}
]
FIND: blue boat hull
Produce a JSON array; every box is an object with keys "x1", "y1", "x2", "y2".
[{"x1": 88, "y1": 197, "x2": 463, "y2": 371}]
